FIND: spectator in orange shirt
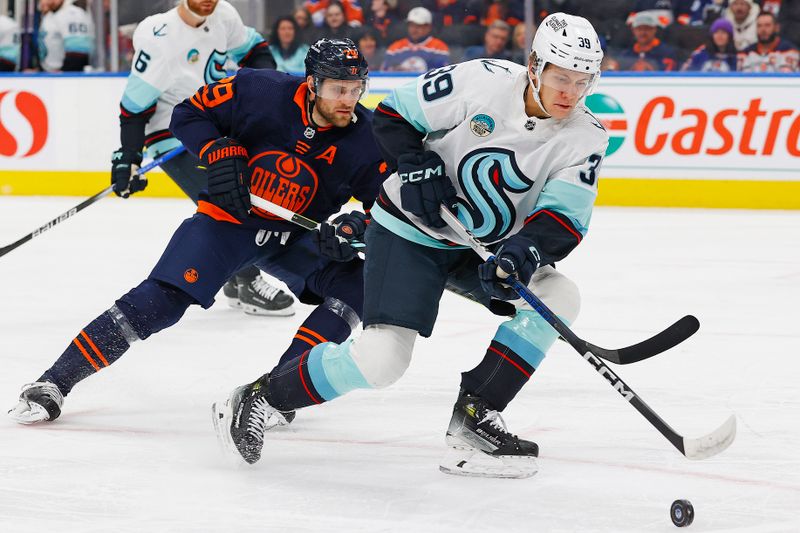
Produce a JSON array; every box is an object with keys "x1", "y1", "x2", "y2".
[
  {"x1": 738, "y1": 11, "x2": 799, "y2": 72},
  {"x1": 381, "y1": 7, "x2": 450, "y2": 72},
  {"x1": 305, "y1": 0, "x2": 364, "y2": 28}
]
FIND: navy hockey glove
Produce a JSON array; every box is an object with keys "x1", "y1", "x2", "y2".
[
  {"x1": 203, "y1": 138, "x2": 251, "y2": 219},
  {"x1": 111, "y1": 149, "x2": 145, "y2": 198},
  {"x1": 478, "y1": 237, "x2": 542, "y2": 301},
  {"x1": 398, "y1": 151, "x2": 457, "y2": 229},
  {"x1": 316, "y1": 211, "x2": 368, "y2": 262}
]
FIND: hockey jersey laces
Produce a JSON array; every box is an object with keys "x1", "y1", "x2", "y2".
[{"x1": 251, "y1": 277, "x2": 281, "y2": 300}]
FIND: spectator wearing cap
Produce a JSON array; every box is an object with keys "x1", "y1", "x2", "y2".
[
  {"x1": 381, "y1": 7, "x2": 450, "y2": 72},
  {"x1": 319, "y1": 2, "x2": 355, "y2": 41},
  {"x1": 724, "y1": 0, "x2": 760, "y2": 50},
  {"x1": 738, "y1": 11, "x2": 799, "y2": 72},
  {"x1": 305, "y1": 0, "x2": 364, "y2": 28},
  {"x1": 269, "y1": 16, "x2": 311, "y2": 73},
  {"x1": 618, "y1": 11, "x2": 677, "y2": 70},
  {"x1": 681, "y1": 18, "x2": 738, "y2": 71},
  {"x1": 463, "y1": 20, "x2": 512, "y2": 61},
  {"x1": 630, "y1": 0, "x2": 675, "y2": 27}
]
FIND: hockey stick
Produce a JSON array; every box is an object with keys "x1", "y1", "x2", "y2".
[
  {"x1": 248, "y1": 194, "x2": 365, "y2": 250},
  {"x1": 440, "y1": 206, "x2": 736, "y2": 459},
  {"x1": 0, "y1": 146, "x2": 187, "y2": 259},
  {"x1": 439, "y1": 207, "x2": 698, "y2": 365}
]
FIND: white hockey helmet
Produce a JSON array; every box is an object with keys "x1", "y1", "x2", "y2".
[{"x1": 529, "y1": 13, "x2": 603, "y2": 115}]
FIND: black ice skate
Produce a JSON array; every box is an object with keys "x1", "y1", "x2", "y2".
[
  {"x1": 439, "y1": 390, "x2": 539, "y2": 479},
  {"x1": 222, "y1": 278, "x2": 241, "y2": 309},
  {"x1": 8, "y1": 382, "x2": 64, "y2": 425},
  {"x1": 237, "y1": 276, "x2": 295, "y2": 317},
  {"x1": 211, "y1": 375, "x2": 289, "y2": 464}
]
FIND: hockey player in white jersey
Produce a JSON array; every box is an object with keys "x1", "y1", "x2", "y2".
[
  {"x1": 37, "y1": 0, "x2": 94, "y2": 72},
  {"x1": 213, "y1": 13, "x2": 608, "y2": 478},
  {"x1": 111, "y1": 0, "x2": 294, "y2": 316}
]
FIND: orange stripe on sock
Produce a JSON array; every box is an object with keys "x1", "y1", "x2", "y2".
[
  {"x1": 73, "y1": 338, "x2": 100, "y2": 371},
  {"x1": 298, "y1": 327, "x2": 327, "y2": 344},
  {"x1": 487, "y1": 345, "x2": 531, "y2": 378},
  {"x1": 80, "y1": 330, "x2": 109, "y2": 367},
  {"x1": 294, "y1": 333, "x2": 319, "y2": 347}
]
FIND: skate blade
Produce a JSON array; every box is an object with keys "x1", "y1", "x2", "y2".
[
  {"x1": 226, "y1": 297, "x2": 242, "y2": 309},
  {"x1": 7, "y1": 401, "x2": 50, "y2": 425},
  {"x1": 439, "y1": 445, "x2": 538, "y2": 479},
  {"x1": 241, "y1": 304, "x2": 295, "y2": 317},
  {"x1": 210, "y1": 399, "x2": 247, "y2": 465}
]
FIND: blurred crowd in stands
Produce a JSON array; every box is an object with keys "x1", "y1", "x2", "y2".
[{"x1": 1, "y1": 0, "x2": 798, "y2": 73}]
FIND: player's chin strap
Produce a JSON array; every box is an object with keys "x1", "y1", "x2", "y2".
[
  {"x1": 527, "y1": 70, "x2": 551, "y2": 119},
  {"x1": 180, "y1": 0, "x2": 207, "y2": 25}
]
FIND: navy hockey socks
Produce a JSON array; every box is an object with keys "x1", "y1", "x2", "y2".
[
  {"x1": 277, "y1": 301, "x2": 356, "y2": 365},
  {"x1": 39, "y1": 310, "x2": 132, "y2": 395},
  {"x1": 461, "y1": 310, "x2": 562, "y2": 411}
]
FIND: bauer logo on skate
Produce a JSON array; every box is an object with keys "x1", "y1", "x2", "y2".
[
  {"x1": 0, "y1": 90, "x2": 49, "y2": 158},
  {"x1": 248, "y1": 151, "x2": 319, "y2": 219}
]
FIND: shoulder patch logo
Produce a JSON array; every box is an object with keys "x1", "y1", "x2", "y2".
[
  {"x1": 183, "y1": 268, "x2": 199, "y2": 283},
  {"x1": 470, "y1": 114, "x2": 495, "y2": 137},
  {"x1": 187, "y1": 49, "x2": 199, "y2": 63},
  {"x1": 153, "y1": 24, "x2": 167, "y2": 37}
]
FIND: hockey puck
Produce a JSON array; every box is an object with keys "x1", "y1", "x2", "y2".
[{"x1": 670, "y1": 500, "x2": 694, "y2": 527}]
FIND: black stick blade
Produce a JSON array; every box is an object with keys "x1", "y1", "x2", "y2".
[{"x1": 587, "y1": 315, "x2": 700, "y2": 365}]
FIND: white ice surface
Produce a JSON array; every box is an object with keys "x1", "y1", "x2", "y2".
[{"x1": 0, "y1": 196, "x2": 798, "y2": 532}]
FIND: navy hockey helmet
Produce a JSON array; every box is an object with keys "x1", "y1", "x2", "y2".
[{"x1": 305, "y1": 38, "x2": 369, "y2": 98}]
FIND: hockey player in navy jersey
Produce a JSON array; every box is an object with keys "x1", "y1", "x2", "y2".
[
  {"x1": 214, "y1": 13, "x2": 609, "y2": 479},
  {"x1": 8, "y1": 39, "x2": 388, "y2": 426},
  {"x1": 112, "y1": 0, "x2": 294, "y2": 316}
]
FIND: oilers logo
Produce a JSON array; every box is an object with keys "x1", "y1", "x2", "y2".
[
  {"x1": 456, "y1": 148, "x2": 534, "y2": 242},
  {"x1": 204, "y1": 49, "x2": 228, "y2": 83},
  {"x1": 249, "y1": 151, "x2": 319, "y2": 219}
]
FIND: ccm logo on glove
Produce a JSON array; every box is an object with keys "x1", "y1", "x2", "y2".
[{"x1": 399, "y1": 165, "x2": 444, "y2": 183}]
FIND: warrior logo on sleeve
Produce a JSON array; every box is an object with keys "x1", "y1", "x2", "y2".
[
  {"x1": 249, "y1": 151, "x2": 319, "y2": 220},
  {"x1": 456, "y1": 148, "x2": 534, "y2": 242}
]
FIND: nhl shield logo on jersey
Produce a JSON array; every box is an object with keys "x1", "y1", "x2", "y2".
[
  {"x1": 249, "y1": 151, "x2": 319, "y2": 219},
  {"x1": 469, "y1": 114, "x2": 495, "y2": 137},
  {"x1": 456, "y1": 147, "x2": 534, "y2": 242}
]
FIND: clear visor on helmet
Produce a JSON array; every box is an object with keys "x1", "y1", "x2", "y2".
[
  {"x1": 315, "y1": 78, "x2": 369, "y2": 102},
  {"x1": 537, "y1": 64, "x2": 597, "y2": 100}
]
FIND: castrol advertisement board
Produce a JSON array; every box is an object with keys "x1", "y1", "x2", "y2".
[{"x1": 1, "y1": 72, "x2": 799, "y2": 208}]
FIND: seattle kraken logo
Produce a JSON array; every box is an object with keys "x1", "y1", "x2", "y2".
[
  {"x1": 456, "y1": 148, "x2": 534, "y2": 242},
  {"x1": 204, "y1": 49, "x2": 228, "y2": 83}
]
